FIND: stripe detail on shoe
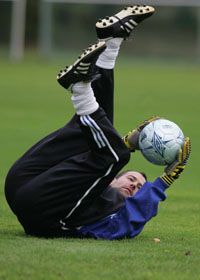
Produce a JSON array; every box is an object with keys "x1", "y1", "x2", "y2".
[
  {"x1": 120, "y1": 20, "x2": 136, "y2": 34},
  {"x1": 75, "y1": 62, "x2": 91, "y2": 75},
  {"x1": 125, "y1": 20, "x2": 137, "y2": 29},
  {"x1": 129, "y1": 19, "x2": 138, "y2": 26}
]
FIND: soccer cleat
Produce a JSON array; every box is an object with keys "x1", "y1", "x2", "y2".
[
  {"x1": 96, "y1": 5, "x2": 155, "y2": 40},
  {"x1": 57, "y1": 41, "x2": 106, "y2": 90},
  {"x1": 123, "y1": 116, "x2": 160, "y2": 152}
]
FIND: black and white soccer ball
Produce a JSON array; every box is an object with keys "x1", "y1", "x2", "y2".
[{"x1": 139, "y1": 119, "x2": 185, "y2": 165}]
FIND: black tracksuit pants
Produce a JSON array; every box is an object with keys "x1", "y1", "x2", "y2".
[{"x1": 5, "y1": 68, "x2": 130, "y2": 237}]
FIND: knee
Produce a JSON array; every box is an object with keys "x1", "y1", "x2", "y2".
[
  {"x1": 4, "y1": 165, "x2": 21, "y2": 213},
  {"x1": 4, "y1": 162, "x2": 27, "y2": 202},
  {"x1": 5, "y1": 166, "x2": 16, "y2": 190},
  {"x1": 5, "y1": 164, "x2": 21, "y2": 188}
]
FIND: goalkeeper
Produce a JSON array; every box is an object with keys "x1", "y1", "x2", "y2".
[{"x1": 5, "y1": 5, "x2": 191, "y2": 239}]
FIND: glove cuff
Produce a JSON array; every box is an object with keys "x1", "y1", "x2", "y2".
[
  {"x1": 122, "y1": 129, "x2": 140, "y2": 152},
  {"x1": 160, "y1": 174, "x2": 175, "y2": 186}
]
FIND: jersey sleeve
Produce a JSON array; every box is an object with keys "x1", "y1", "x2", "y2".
[{"x1": 79, "y1": 177, "x2": 169, "y2": 240}]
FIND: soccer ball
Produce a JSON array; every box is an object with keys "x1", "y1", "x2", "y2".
[{"x1": 139, "y1": 119, "x2": 185, "y2": 165}]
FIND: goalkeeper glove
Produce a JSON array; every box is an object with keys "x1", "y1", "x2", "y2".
[
  {"x1": 160, "y1": 137, "x2": 191, "y2": 186},
  {"x1": 123, "y1": 116, "x2": 160, "y2": 152}
]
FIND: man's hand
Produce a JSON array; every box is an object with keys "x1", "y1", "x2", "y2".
[
  {"x1": 160, "y1": 137, "x2": 191, "y2": 186},
  {"x1": 123, "y1": 116, "x2": 160, "y2": 152}
]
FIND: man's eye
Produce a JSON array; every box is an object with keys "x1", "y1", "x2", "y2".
[{"x1": 128, "y1": 177, "x2": 134, "y2": 182}]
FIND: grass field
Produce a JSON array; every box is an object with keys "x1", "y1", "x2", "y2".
[{"x1": 0, "y1": 53, "x2": 199, "y2": 280}]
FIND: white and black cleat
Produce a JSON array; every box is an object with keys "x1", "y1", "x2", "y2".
[
  {"x1": 96, "y1": 5, "x2": 155, "y2": 40},
  {"x1": 57, "y1": 41, "x2": 106, "y2": 90}
]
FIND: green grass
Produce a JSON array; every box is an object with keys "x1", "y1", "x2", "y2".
[{"x1": 0, "y1": 54, "x2": 200, "y2": 280}]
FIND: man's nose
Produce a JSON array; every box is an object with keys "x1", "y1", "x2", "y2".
[{"x1": 130, "y1": 183, "x2": 136, "y2": 189}]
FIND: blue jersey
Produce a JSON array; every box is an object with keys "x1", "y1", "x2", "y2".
[{"x1": 77, "y1": 177, "x2": 168, "y2": 240}]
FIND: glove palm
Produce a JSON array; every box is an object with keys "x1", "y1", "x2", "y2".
[
  {"x1": 161, "y1": 137, "x2": 191, "y2": 186},
  {"x1": 123, "y1": 116, "x2": 160, "y2": 152}
]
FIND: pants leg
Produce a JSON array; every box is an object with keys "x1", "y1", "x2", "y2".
[
  {"x1": 5, "y1": 67, "x2": 119, "y2": 237},
  {"x1": 92, "y1": 68, "x2": 114, "y2": 124},
  {"x1": 5, "y1": 67, "x2": 114, "y2": 204},
  {"x1": 11, "y1": 108, "x2": 130, "y2": 237}
]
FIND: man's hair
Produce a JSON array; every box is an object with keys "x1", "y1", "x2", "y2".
[{"x1": 115, "y1": 170, "x2": 147, "y2": 181}]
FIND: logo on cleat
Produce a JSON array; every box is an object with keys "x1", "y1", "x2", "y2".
[{"x1": 75, "y1": 62, "x2": 90, "y2": 75}]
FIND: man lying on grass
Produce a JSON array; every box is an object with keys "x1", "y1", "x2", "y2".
[{"x1": 5, "y1": 5, "x2": 191, "y2": 240}]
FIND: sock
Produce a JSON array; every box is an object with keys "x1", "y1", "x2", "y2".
[
  {"x1": 96, "y1": 38, "x2": 123, "y2": 69},
  {"x1": 71, "y1": 82, "x2": 99, "y2": 115}
]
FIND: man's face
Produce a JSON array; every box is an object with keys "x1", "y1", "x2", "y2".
[{"x1": 110, "y1": 171, "x2": 146, "y2": 198}]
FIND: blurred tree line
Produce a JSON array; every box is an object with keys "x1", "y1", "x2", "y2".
[
  {"x1": 0, "y1": 0, "x2": 38, "y2": 46},
  {"x1": 0, "y1": 0, "x2": 198, "y2": 58}
]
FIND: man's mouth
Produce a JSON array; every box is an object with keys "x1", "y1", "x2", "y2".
[{"x1": 122, "y1": 187, "x2": 132, "y2": 196}]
